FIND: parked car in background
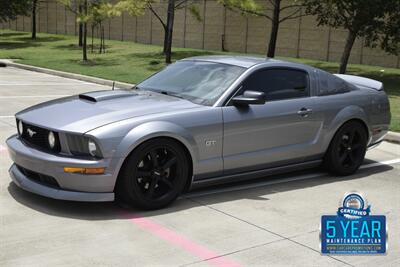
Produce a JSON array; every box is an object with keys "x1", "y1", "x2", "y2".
[{"x1": 7, "y1": 56, "x2": 390, "y2": 209}]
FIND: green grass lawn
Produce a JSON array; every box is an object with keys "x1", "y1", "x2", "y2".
[{"x1": 1, "y1": 29, "x2": 399, "y2": 131}]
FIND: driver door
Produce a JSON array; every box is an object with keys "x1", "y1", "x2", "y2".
[{"x1": 222, "y1": 68, "x2": 323, "y2": 175}]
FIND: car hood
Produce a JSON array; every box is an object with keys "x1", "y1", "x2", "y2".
[{"x1": 16, "y1": 90, "x2": 201, "y2": 133}]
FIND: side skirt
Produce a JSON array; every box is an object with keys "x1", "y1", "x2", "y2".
[{"x1": 189, "y1": 159, "x2": 323, "y2": 190}]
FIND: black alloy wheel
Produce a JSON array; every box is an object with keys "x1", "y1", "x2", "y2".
[
  {"x1": 325, "y1": 121, "x2": 368, "y2": 176},
  {"x1": 135, "y1": 147, "x2": 179, "y2": 201},
  {"x1": 337, "y1": 129, "x2": 364, "y2": 168},
  {"x1": 116, "y1": 138, "x2": 189, "y2": 210}
]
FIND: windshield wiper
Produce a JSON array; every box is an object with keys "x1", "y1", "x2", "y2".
[
  {"x1": 141, "y1": 88, "x2": 186, "y2": 100},
  {"x1": 159, "y1": 91, "x2": 185, "y2": 100}
]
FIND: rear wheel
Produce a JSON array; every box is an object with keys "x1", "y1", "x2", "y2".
[
  {"x1": 116, "y1": 138, "x2": 189, "y2": 210},
  {"x1": 324, "y1": 121, "x2": 368, "y2": 176}
]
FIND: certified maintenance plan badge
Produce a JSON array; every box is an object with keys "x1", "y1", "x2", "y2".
[{"x1": 320, "y1": 192, "x2": 387, "y2": 254}]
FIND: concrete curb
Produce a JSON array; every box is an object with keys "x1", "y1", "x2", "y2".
[
  {"x1": 385, "y1": 131, "x2": 400, "y2": 144},
  {"x1": 0, "y1": 60, "x2": 135, "y2": 90}
]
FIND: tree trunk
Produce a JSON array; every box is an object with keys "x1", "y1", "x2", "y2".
[
  {"x1": 82, "y1": 1, "x2": 88, "y2": 61},
  {"x1": 99, "y1": 23, "x2": 103, "y2": 53},
  {"x1": 31, "y1": 0, "x2": 37, "y2": 39},
  {"x1": 79, "y1": 24, "x2": 83, "y2": 47},
  {"x1": 339, "y1": 30, "x2": 357, "y2": 74},
  {"x1": 102, "y1": 26, "x2": 106, "y2": 54},
  {"x1": 267, "y1": 0, "x2": 281, "y2": 58},
  {"x1": 78, "y1": 4, "x2": 83, "y2": 47},
  {"x1": 91, "y1": 24, "x2": 94, "y2": 53},
  {"x1": 163, "y1": 26, "x2": 168, "y2": 54},
  {"x1": 165, "y1": 0, "x2": 175, "y2": 64},
  {"x1": 83, "y1": 22, "x2": 87, "y2": 61}
]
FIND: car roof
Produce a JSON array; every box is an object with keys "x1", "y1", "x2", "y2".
[{"x1": 181, "y1": 55, "x2": 285, "y2": 68}]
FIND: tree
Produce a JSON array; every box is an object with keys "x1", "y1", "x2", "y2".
[
  {"x1": 219, "y1": 0, "x2": 306, "y2": 58},
  {"x1": 58, "y1": 0, "x2": 197, "y2": 63},
  {"x1": 89, "y1": 1, "x2": 109, "y2": 53},
  {"x1": 145, "y1": 0, "x2": 201, "y2": 63},
  {"x1": 380, "y1": 2, "x2": 400, "y2": 56},
  {"x1": 31, "y1": 0, "x2": 42, "y2": 39},
  {"x1": 58, "y1": 1, "x2": 84, "y2": 46},
  {"x1": 89, "y1": 1, "x2": 137, "y2": 53},
  {"x1": 165, "y1": 0, "x2": 175, "y2": 63},
  {"x1": 58, "y1": 0, "x2": 145, "y2": 61},
  {"x1": 304, "y1": 0, "x2": 399, "y2": 74},
  {"x1": 58, "y1": 0, "x2": 93, "y2": 60},
  {"x1": 31, "y1": 0, "x2": 37, "y2": 39},
  {"x1": 82, "y1": 0, "x2": 88, "y2": 61},
  {"x1": 78, "y1": 3, "x2": 84, "y2": 46},
  {"x1": 0, "y1": 0, "x2": 31, "y2": 23}
]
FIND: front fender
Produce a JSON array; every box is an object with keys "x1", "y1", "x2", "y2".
[
  {"x1": 113, "y1": 120, "x2": 198, "y2": 168},
  {"x1": 108, "y1": 121, "x2": 199, "y2": 182},
  {"x1": 87, "y1": 119, "x2": 201, "y2": 191}
]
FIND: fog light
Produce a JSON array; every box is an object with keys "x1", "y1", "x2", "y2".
[
  {"x1": 88, "y1": 140, "x2": 97, "y2": 157},
  {"x1": 48, "y1": 131, "x2": 55, "y2": 149},
  {"x1": 18, "y1": 120, "x2": 23, "y2": 135},
  {"x1": 64, "y1": 167, "x2": 105, "y2": 174}
]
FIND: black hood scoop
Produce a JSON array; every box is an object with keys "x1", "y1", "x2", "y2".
[{"x1": 79, "y1": 90, "x2": 137, "y2": 102}]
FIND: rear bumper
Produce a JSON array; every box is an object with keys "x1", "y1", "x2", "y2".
[
  {"x1": 6, "y1": 134, "x2": 115, "y2": 202},
  {"x1": 369, "y1": 127, "x2": 388, "y2": 148},
  {"x1": 367, "y1": 140, "x2": 384, "y2": 150}
]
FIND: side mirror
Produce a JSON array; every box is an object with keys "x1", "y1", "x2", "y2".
[{"x1": 232, "y1": 90, "x2": 266, "y2": 106}]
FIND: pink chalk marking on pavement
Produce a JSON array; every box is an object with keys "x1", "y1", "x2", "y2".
[
  {"x1": 0, "y1": 145, "x2": 7, "y2": 154},
  {"x1": 127, "y1": 215, "x2": 242, "y2": 267}
]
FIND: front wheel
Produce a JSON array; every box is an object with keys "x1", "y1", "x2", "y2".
[
  {"x1": 324, "y1": 121, "x2": 368, "y2": 176},
  {"x1": 116, "y1": 138, "x2": 190, "y2": 210}
]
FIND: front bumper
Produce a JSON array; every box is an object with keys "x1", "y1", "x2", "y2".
[{"x1": 6, "y1": 134, "x2": 115, "y2": 202}]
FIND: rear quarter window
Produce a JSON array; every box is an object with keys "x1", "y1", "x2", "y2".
[{"x1": 318, "y1": 71, "x2": 351, "y2": 96}]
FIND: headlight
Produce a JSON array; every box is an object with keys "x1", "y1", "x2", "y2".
[
  {"x1": 17, "y1": 120, "x2": 23, "y2": 135},
  {"x1": 88, "y1": 140, "x2": 98, "y2": 157},
  {"x1": 66, "y1": 134, "x2": 102, "y2": 158},
  {"x1": 48, "y1": 131, "x2": 55, "y2": 149}
]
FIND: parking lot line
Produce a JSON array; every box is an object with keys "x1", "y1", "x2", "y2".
[
  {"x1": 0, "y1": 83, "x2": 91, "y2": 85},
  {"x1": 0, "y1": 116, "x2": 15, "y2": 118},
  {"x1": 0, "y1": 144, "x2": 7, "y2": 153},
  {"x1": 0, "y1": 95, "x2": 70, "y2": 99},
  {"x1": 360, "y1": 158, "x2": 400, "y2": 169},
  {"x1": 127, "y1": 215, "x2": 242, "y2": 267},
  {"x1": 184, "y1": 158, "x2": 400, "y2": 198}
]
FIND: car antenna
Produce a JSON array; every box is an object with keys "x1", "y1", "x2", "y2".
[{"x1": 112, "y1": 81, "x2": 115, "y2": 90}]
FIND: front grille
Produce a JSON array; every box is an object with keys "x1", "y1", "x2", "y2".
[
  {"x1": 17, "y1": 165, "x2": 60, "y2": 189},
  {"x1": 19, "y1": 121, "x2": 61, "y2": 153}
]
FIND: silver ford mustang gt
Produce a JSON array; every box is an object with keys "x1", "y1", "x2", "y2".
[{"x1": 7, "y1": 56, "x2": 390, "y2": 209}]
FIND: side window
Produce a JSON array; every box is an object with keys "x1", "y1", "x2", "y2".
[
  {"x1": 241, "y1": 69, "x2": 309, "y2": 101},
  {"x1": 318, "y1": 71, "x2": 350, "y2": 96}
]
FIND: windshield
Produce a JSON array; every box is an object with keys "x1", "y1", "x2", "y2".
[{"x1": 137, "y1": 61, "x2": 245, "y2": 106}]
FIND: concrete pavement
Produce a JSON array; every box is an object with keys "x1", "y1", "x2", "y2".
[{"x1": 0, "y1": 67, "x2": 399, "y2": 267}]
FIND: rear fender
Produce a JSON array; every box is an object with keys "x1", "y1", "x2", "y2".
[{"x1": 323, "y1": 105, "x2": 371, "y2": 150}]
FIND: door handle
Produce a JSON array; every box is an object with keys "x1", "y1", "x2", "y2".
[{"x1": 297, "y1": 107, "x2": 313, "y2": 117}]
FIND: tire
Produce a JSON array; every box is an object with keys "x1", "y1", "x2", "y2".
[
  {"x1": 324, "y1": 121, "x2": 368, "y2": 176},
  {"x1": 116, "y1": 138, "x2": 190, "y2": 210}
]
